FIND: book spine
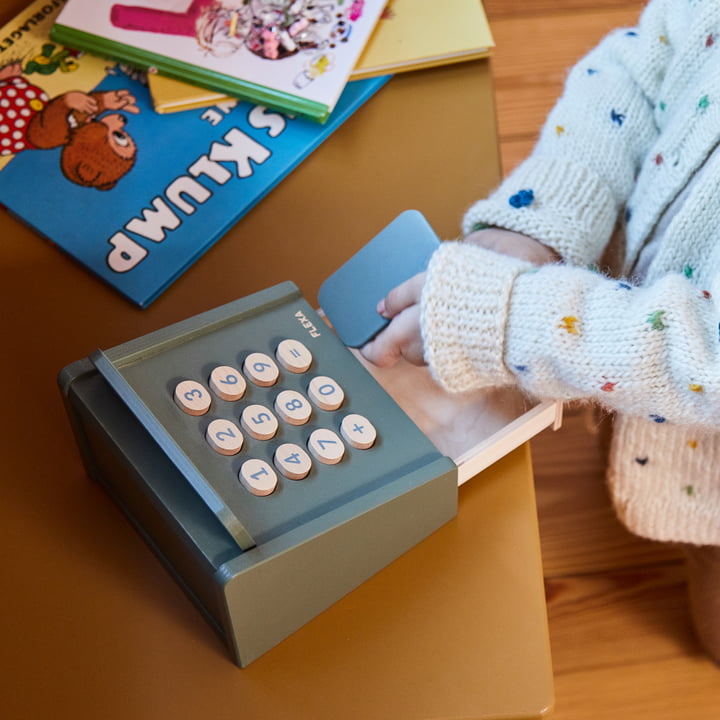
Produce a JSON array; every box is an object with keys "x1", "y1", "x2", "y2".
[{"x1": 50, "y1": 23, "x2": 331, "y2": 123}]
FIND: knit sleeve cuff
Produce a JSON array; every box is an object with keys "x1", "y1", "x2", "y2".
[
  {"x1": 462, "y1": 155, "x2": 619, "y2": 267},
  {"x1": 421, "y1": 241, "x2": 533, "y2": 393}
]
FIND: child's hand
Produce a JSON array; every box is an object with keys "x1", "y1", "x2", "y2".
[
  {"x1": 360, "y1": 272, "x2": 426, "y2": 368},
  {"x1": 465, "y1": 227, "x2": 561, "y2": 265},
  {"x1": 360, "y1": 228, "x2": 558, "y2": 369}
]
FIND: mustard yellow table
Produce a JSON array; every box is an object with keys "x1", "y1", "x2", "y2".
[{"x1": 0, "y1": 1, "x2": 553, "y2": 714}]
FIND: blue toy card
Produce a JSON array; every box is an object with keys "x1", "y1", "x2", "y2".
[{"x1": 319, "y1": 210, "x2": 440, "y2": 347}]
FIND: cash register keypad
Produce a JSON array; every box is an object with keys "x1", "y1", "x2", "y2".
[{"x1": 173, "y1": 339, "x2": 377, "y2": 497}]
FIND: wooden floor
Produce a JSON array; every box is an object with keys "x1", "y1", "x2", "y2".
[{"x1": 481, "y1": 1, "x2": 720, "y2": 717}]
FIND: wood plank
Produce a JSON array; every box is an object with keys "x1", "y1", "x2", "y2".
[
  {"x1": 552, "y1": 656, "x2": 720, "y2": 719},
  {"x1": 490, "y1": 8, "x2": 645, "y2": 154},
  {"x1": 546, "y1": 564, "x2": 695, "y2": 673},
  {"x1": 483, "y1": 0, "x2": 646, "y2": 19}
]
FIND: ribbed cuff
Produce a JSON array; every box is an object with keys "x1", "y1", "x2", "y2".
[
  {"x1": 421, "y1": 242, "x2": 533, "y2": 393},
  {"x1": 462, "y1": 155, "x2": 618, "y2": 267}
]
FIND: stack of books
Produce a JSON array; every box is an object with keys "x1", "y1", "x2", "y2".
[{"x1": 0, "y1": 0, "x2": 493, "y2": 306}]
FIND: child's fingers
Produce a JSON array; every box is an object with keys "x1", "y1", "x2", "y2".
[
  {"x1": 377, "y1": 272, "x2": 425, "y2": 319},
  {"x1": 360, "y1": 305, "x2": 424, "y2": 368}
]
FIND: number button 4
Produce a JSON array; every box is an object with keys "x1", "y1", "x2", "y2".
[{"x1": 274, "y1": 443, "x2": 312, "y2": 480}]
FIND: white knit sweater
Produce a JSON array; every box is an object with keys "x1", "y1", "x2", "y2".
[{"x1": 421, "y1": 0, "x2": 720, "y2": 544}]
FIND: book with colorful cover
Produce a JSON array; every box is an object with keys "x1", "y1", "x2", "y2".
[
  {"x1": 50, "y1": 0, "x2": 387, "y2": 122},
  {"x1": 148, "y1": 0, "x2": 494, "y2": 114},
  {"x1": 0, "y1": 0, "x2": 389, "y2": 307}
]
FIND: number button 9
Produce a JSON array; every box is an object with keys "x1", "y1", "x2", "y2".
[{"x1": 243, "y1": 352, "x2": 279, "y2": 387}]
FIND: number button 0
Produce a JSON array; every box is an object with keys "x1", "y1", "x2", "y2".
[
  {"x1": 239, "y1": 459, "x2": 278, "y2": 497},
  {"x1": 307, "y1": 376, "x2": 345, "y2": 411},
  {"x1": 209, "y1": 365, "x2": 246, "y2": 401},
  {"x1": 276, "y1": 339, "x2": 313, "y2": 373},
  {"x1": 206, "y1": 418, "x2": 244, "y2": 456},
  {"x1": 340, "y1": 413, "x2": 377, "y2": 449},
  {"x1": 307, "y1": 428, "x2": 345, "y2": 465},
  {"x1": 243, "y1": 352, "x2": 279, "y2": 387},
  {"x1": 274, "y1": 443, "x2": 312, "y2": 480},
  {"x1": 174, "y1": 380, "x2": 211, "y2": 416},
  {"x1": 241, "y1": 404, "x2": 279, "y2": 440},
  {"x1": 274, "y1": 389, "x2": 312, "y2": 425}
]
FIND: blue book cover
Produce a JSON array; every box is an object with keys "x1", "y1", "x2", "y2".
[{"x1": 0, "y1": 1, "x2": 388, "y2": 307}]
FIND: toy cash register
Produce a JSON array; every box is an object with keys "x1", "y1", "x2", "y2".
[{"x1": 58, "y1": 213, "x2": 561, "y2": 667}]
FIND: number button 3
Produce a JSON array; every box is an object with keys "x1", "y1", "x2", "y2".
[{"x1": 174, "y1": 380, "x2": 211, "y2": 416}]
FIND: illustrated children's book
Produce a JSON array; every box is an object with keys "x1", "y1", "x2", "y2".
[
  {"x1": 50, "y1": 0, "x2": 387, "y2": 122},
  {"x1": 0, "y1": 0, "x2": 388, "y2": 307},
  {"x1": 147, "y1": 0, "x2": 494, "y2": 114}
]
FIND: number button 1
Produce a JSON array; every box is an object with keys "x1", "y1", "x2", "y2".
[
  {"x1": 206, "y1": 418, "x2": 244, "y2": 456},
  {"x1": 209, "y1": 365, "x2": 246, "y2": 401},
  {"x1": 239, "y1": 459, "x2": 278, "y2": 497},
  {"x1": 174, "y1": 380, "x2": 211, "y2": 416}
]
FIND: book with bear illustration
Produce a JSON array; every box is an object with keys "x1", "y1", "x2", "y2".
[
  {"x1": 51, "y1": 0, "x2": 387, "y2": 123},
  {"x1": 0, "y1": 0, "x2": 388, "y2": 307}
]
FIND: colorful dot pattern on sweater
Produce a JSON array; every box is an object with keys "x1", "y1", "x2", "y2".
[
  {"x1": 452, "y1": 1, "x2": 720, "y2": 546},
  {"x1": 508, "y1": 189, "x2": 534, "y2": 208}
]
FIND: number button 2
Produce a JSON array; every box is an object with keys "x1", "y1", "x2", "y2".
[{"x1": 206, "y1": 418, "x2": 244, "y2": 456}]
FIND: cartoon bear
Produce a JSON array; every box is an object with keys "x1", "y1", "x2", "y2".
[{"x1": 0, "y1": 61, "x2": 140, "y2": 190}]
